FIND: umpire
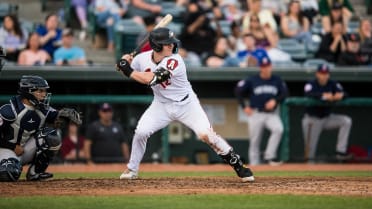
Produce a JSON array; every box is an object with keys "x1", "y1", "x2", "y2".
[
  {"x1": 302, "y1": 64, "x2": 353, "y2": 162},
  {"x1": 235, "y1": 56, "x2": 288, "y2": 166}
]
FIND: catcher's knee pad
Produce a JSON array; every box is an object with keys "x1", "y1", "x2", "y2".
[
  {"x1": 0, "y1": 158, "x2": 22, "y2": 182},
  {"x1": 36, "y1": 127, "x2": 62, "y2": 157}
]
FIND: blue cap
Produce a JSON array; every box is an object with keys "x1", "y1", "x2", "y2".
[
  {"x1": 317, "y1": 64, "x2": 330, "y2": 74},
  {"x1": 259, "y1": 56, "x2": 271, "y2": 67}
]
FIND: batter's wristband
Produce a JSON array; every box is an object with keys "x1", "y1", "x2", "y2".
[{"x1": 118, "y1": 59, "x2": 134, "y2": 77}]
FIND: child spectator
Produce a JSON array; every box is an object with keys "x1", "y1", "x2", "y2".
[
  {"x1": 18, "y1": 32, "x2": 51, "y2": 66},
  {"x1": 0, "y1": 14, "x2": 28, "y2": 62},
  {"x1": 237, "y1": 33, "x2": 269, "y2": 67}
]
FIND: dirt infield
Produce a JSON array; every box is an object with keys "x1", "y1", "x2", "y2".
[{"x1": 1, "y1": 163, "x2": 372, "y2": 197}]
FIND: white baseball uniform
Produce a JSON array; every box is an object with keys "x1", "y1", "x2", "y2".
[{"x1": 126, "y1": 51, "x2": 232, "y2": 172}]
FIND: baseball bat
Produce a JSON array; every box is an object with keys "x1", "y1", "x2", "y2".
[{"x1": 130, "y1": 14, "x2": 173, "y2": 57}]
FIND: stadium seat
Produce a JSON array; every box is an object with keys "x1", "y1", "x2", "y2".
[
  {"x1": 114, "y1": 19, "x2": 146, "y2": 61},
  {"x1": 302, "y1": 58, "x2": 335, "y2": 69},
  {"x1": 347, "y1": 20, "x2": 360, "y2": 33},
  {"x1": 310, "y1": 21, "x2": 323, "y2": 35},
  {"x1": 167, "y1": 22, "x2": 183, "y2": 35},
  {"x1": 210, "y1": 20, "x2": 232, "y2": 36},
  {"x1": 160, "y1": 2, "x2": 186, "y2": 23},
  {"x1": 20, "y1": 19, "x2": 35, "y2": 33},
  {"x1": 0, "y1": 3, "x2": 18, "y2": 22},
  {"x1": 278, "y1": 38, "x2": 307, "y2": 62}
]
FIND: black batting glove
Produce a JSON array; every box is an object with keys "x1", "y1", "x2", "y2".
[
  {"x1": 116, "y1": 59, "x2": 134, "y2": 77},
  {"x1": 149, "y1": 67, "x2": 171, "y2": 86}
]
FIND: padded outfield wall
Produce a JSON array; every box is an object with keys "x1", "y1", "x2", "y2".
[{"x1": 1, "y1": 65, "x2": 372, "y2": 163}]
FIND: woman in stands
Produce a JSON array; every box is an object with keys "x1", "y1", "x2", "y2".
[
  {"x1": 0, "y1": 14, "x2": 28, "y2": 62},
  {"x1": 358, "y1": 18, "x2": 372, "y2": 64},
  {"x1": 18, "y1": 32, "x2": 51, "y2": 66},
  {"x1": 281, "y1": 0, "x2": 313, "y2": 46}
]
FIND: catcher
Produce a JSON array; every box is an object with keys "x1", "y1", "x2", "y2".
[{"x1": 0, "y1": 73, "x2": 82, "y2": 181}]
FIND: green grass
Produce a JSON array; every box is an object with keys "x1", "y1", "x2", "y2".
[
  {"x1": 1, "y1": 195, "x2": 371, "y2": 209},
  {"x1": 2, "y1": 170, "x2": 371, "y2": 209}
]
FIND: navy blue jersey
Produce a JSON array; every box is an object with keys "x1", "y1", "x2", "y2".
[
  {"x1": 235, "y1": 74, "x2": 288, "y2": 111},
  {"x1": 304, "y1": 79, "x2": 345, "y2": 118},
  {"x1": 0, "y1": 96, "x2": 59, "y2": 150}
]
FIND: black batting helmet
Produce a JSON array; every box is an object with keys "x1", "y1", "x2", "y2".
[
  {"x1": 18, "y1": 75, "x2": 51, "y2": 109},
  {"x1": 149, "y1": 27, "x2": 179, "y2": 53}
]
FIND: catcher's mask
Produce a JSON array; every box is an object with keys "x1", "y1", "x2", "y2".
[
  {"x1": 18, "y1": 75, "x2": 51, "y2": 109},
  {"x1": 149, "y1": 27, "x2": 180, "y2": 53}
]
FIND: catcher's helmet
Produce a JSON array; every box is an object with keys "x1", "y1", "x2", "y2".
[
  {"x1": 149, "y1": 27, "x2": 179, "y2": 53},
  {"x1": 0, "y1": 46, "x2": 5, "y2": 72},
  {"x1": 18, "y1": 75, "x2": 51, "y2": 109}
]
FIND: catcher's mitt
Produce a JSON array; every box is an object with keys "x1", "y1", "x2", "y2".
[
  {"x1": 149, "y1": 67, "x2": 171, "y2": 86},
  {"x1": 57, "y1": 108, "x2": 82, "y2": 125}
]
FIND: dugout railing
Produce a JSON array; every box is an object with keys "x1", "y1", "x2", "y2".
[{"x1": 280, "y1": 97, "x2": 372, "y2": 162}]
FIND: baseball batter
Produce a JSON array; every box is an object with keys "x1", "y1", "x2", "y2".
[{"x1": 116, "y1": 27, "x2": 254, "y2": 182}]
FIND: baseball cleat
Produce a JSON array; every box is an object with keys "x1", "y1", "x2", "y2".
[
  {"x1": 26, "y1": 172, "x2": 53, "y2": 181},
  {"x1": 119, "y1": 169, "x2": 138, "y2": 180},
  {"x1": 238, "y1": 165, "x2": 255, "y2": 182}
]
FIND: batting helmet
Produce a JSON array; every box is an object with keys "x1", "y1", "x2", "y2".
[{"x1": 149, "y1": 27, "x2": 179, "y2": 53}]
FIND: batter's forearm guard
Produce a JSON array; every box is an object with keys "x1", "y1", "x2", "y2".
[{"x1": 116, "y1": 59, "x2": 134, "y2": 77}]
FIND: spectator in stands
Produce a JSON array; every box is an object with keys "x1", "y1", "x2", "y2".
[
  {"x1": 359, "y1": 18, "x2": 372, "y2": 64},
  {"x1": 302, "y1": 64, "x2": 352, "y2": 162},
  {"x1": 94, "y1": 0, "x2": 128, "y2": 52},
  {"x1": 321, "y1": 2, "x2": 348, "y2": 34},
  {"x1": 72, "y1": 0, "x2": 89, "y2": 40},
  {"x1": 54, "y1": 28, "x2": 87, "y2": 66},
  {"x1": 299, "y1": 0, "x2": 318, "y2": 25},
  {"x1": 18, "y1": 32, "x2": 51, "y2": 66},
  {"x1": 136, "y1": 15, "x2": 156, "y2": 53},
  {"x1": 179, "y1": 0, "x2": 221, "y2": 56},
  {"x1": 36, "y1": 13, "x2": 63, "y2": 58},
  {"x1": 242, "y1": 0, "x2": 278, "y2": 32},
  {"x1": 247, "y1": 14, "x2": 292, "y2": 62},
  {"x1": 319, "y1": 0, "x2": 354, "y2": 33},
  {"x1": 220, "y1": 0, "x2": 244, "y2": 23},
  {"x1": 315, "y1": 21, "x2": 346, "y2": 63},
  {"x1": 204, "y1": 36, "x2": 239, "y2": 67},
  {"x1": 0, "y1": 14, "x2": 28, "y2": 62},
  {"x1": 337, "y1": 33, "x2": 370, "y2": 66},
  {"x1": 84, "y1": 103, "x2": 130, "y2": 164},
  {"x1": 126, "y1": 0, "x2": 162, "y2": 18},
  {"x1": 281, "y1": 0, "x2": 313, "y2": 47},
  {"x1": 227, "y1": 20, "x2": 245, "y2": 56},
  {"x1": 237, "y1": 33, "x2": 268, "y2": 67},
  {"x1": 60, "y1": 122, "x2": 87, "y2": 162},
  {"x1": 261, "y1": 0, "x2": 288, "y2": 26}
]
